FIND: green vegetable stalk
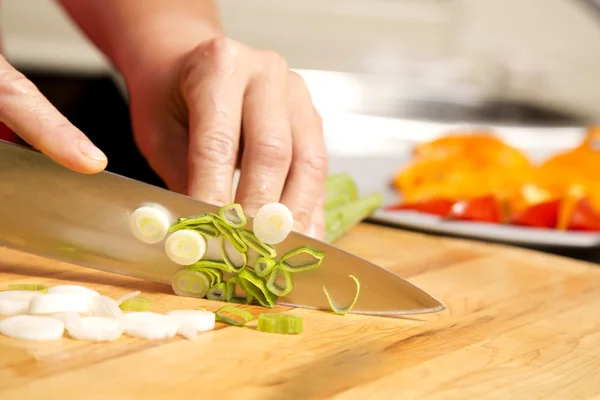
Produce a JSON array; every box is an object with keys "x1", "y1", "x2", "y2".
[
  {"x1": 325, "y1": 173, "x2": 359, "y2": 212},
  {"x1": 325, "y1": 192, "x2": 383, "y2": 243}
]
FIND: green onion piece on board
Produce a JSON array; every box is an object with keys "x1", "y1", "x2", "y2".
[
  {"x1": 119, "y1": 297, "x2": 151, "y2": 311},
  {"x1": 214, "y1": 219, "x2": 248, "y2": 252},
  {"x1": 325, "y1": 192, "x2": 383, "y2": 243},
  {"x1": 323, "y1": 274, "x2": 361, "y2": 315},
  {"x1": 220, "y1": 236, "x2": 247, "y2": 273},
  {"x1": 207, "y1": 282, "x2": 228, "y2": 302},
  {"x1": 257, "y1": 313, "x2": 303, "y2": 334},
  {"x1": 169, "y1": 214, "x2": 214, "y2": 232},
  {"x1": 188, "y1": 267, "x2": 222, "y2": 287},
  {"x1": 214, "y1": 305, "x2": 254, "y2": 327},
  {"x1": 218, "y1": 203, "x2": 247, "y2": 228},
  {"x1": 253, "y1": 257, "x2": 276, "y2": 278},
  {"x1": 238, "y1": 269, "x2": 277, "y2": 308},
  {"x1": 238, "y1": 229, "x2": 276, "y2": 258},
  {"x1": 7, "y1": 284, "x2": 48, "y2": 293},
  {"x1": 171, "y1": 268, "x2": 211, "y2": 299},
  {"x1": 266, "y1": 265, "x2": 293, "y2": 296},
  {"x1": 325, "y1": 173, "x2": 360, "y2": 212},
  {"x1": 279, "y1": 246, "x2": 325, "y2": 273},
  {"x1": 226, "y1": 276, "x2": 254, "y2": 304},
  {"x1": 190, "y1": 260, "x2": 236, "y2": 274}
]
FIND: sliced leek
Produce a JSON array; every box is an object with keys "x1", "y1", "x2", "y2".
[
  {"x1": 7, "y1": 284, "x2": 48, "y2": 293},
  {"x1": 0, "y1": 315, "x2": 65, "y2": 341},
  {"x1": 171, "y1": 269, "x2": 211, "y2": 299},
  {"x1": 323, "y1": 275, "x2": 361, "y2": 315},
  {"x1": 214, "y1": 305, "x2": 254, "y2": 327},
  {"x1": 266, "y1": 265, "x2": 293, "y2": 297},
  {"x1": 130, "y1": 204, "x2": 172, "y2": 244},
  {"x1": 252, "y1": 202, "x2": 294, "y2": 245},
  {"x1": 253, "y1": 257, "x2": 276, "y2": 278},
  {"x1": 165, "y1": 229, "x2": 207, "y2": 266},
  {"x1": 124, "y1": 312, "x2": 179, "y2": 340},
  {"x1": 167, "y1": 310, "x2": 216, "y2": 332},
  {"x1": 213, "y1": 219, "x2": 248, "y2": 252},
  {"x1": 207, "y1": 282, "x2": 227, "y2": 302},
  {"x1": 238, "y1": 269, "x2": 277, "y2": 308},
  {"x1": 218, "y1": 203, "x2": 247, "y2": 228},
  {"x1": 119, "y1": 297, "x2": 151, "y2": 312},
  {"x1": 225, "y1": 277, "x2": 253, "y2": 304},
  {"x1": 238, "y1": 229, "x2": 276, "y2": 258},
  {"x1": 279, "y1": 247, "x2": 325, "y2": 273},
  {"x1": 190, "y1": 260, "x2": 236, "y2": 274},
  {"x1": 168, "y1": 214, "x2": 214, "y2": 232},
  {"x1": 257, "y1": 313, "x2": 303, "y2": 334},
  {"x1": 220, "y1": 236, "x2": 247, "y2": 273}
]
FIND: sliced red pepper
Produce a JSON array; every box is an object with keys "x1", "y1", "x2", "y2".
[
  {"x1": 385, "y1": 199, "x2": 454, "y2": 217},
  {"x1": 566, "y1": 198, "x2": 600, "y2": 231},
  {"x1": 448, "y1": 195, "x2": 503, "y2": 224},
  {"x1": 510, "y1": 199, "x2": 560, "y2": 228}
]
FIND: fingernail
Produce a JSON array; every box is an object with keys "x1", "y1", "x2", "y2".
[{"x1": 79, "y1": 140, "x2": 107, "y2": 161}]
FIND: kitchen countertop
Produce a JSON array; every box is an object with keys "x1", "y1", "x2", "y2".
[{"x1": 1, "y1": 223, "x2": 600, "y2": 399}]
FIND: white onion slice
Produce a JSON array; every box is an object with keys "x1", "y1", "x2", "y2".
[
  {"x1": 0, "y1": 315, "x2": 65, "y2": 341},
  {"x1": 177, "y1": 321, "x2": 198, "y2": 341},
  {"x1": 47, "y1": 285, "x2": 100, "y2": 297},
  {"x1": 0, "y1": 299, "x2": 30, "y2": 316},
  {"x1": 116, "y1": 291, "x2": 141, "y2": 305},
  {"x1": 88, "y1": 295, "x2": 125, "y2": 322},
  {"x1": 130, "y1": 205, "x2": 172, "y2": 244},
  {"x1": 29, "y1": 293, "x2": 92, "y2": 315},
  {"x1": 253, "y1": 202, "x2": 294, "y2": 245},
  {"x1": 165, "y1": 229, "x2": 207, "y2": 265},
  {"x1": 66, "y1": 316, "x2": 124, "y2": 342},
  {"x1": 124, "y1": 312, "x2": 179, "y2": 340},
  {"x1": 166, "y1": 310, "x2": 215, "y2": 332}
]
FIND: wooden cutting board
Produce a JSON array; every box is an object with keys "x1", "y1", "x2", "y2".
[{"x1": 1, "y1": 223, "x2": 600, "y2": 399}]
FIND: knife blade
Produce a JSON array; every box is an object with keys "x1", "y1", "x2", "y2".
[{"x1": 0, "y1": 140, "x2": 444, "y2": 316}]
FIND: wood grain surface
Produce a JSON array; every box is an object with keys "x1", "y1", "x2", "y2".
[{"x1": 1, "y1": 223, "x2": 600, "y2": 400}]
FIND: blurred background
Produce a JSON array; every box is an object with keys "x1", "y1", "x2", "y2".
[{"x1": 1, "y1": 0, "x2": 599, "y2": 259}]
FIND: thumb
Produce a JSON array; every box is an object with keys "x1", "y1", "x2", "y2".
[{"x1": 0, "y1": 56, "x2": 107, "y2": 174}]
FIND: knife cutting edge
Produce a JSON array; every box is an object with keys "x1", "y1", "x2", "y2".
[{"x1": 0, "y1": 139, "x2": 444, "y2": 316}]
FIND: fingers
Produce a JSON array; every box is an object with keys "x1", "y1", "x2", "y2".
[
  {"x1": 0, "y1": 56, "x2": 107, "y2": 174},
  {"x1": 234, "y1": 52, "x2": 292, "y2": 216},
  {"x1": 182, "y1": 39, "x2": 248, "y2": 205},
  {"x1": 279, "y1": 73, "x2": 328, "y2": 237}
]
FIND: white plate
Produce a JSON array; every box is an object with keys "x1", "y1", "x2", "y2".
[{"x1": 325, "y1": 126, "x2": 600, "y2": 249}]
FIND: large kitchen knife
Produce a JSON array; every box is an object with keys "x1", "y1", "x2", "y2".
[{"x1": 0, "y1": 139, "x2": 444, "y2": 316}]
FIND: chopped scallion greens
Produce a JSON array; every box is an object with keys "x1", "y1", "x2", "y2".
[
  {"x1": 253, "y1": 257, "x2": 276, "y2": 278},
  {"x1": 214, "y1": 305, "x2": 254, "y2": 326},
  {"x1": 214, "y1": 219, "x2": 248, "y2": 253},
  {"x1": 171, "y1": 269, "x2": 211, "y2": 299},
  {"x1": 279, "y1": 247, "x2": 325, "y2": 273},
  {"x1": 239, "y1": 229, "x2": 276, "y2": 258},
  {"x1": 257, "y1": 313, "x2": 303, "y2": 334},
  {"x1": 238, "y1": 269, "x2": 277, "y2": 308},
  {"x1": 266, "y1": 265, "x2": 293, "y2": 297},
  {"x1": 220, "y1": 236, "x2": 247, "y2": 272},
  {"x1": 225, "y1": 277, "x2": 254, "y2": 304},
  {"x1": 218, "y1": 203, "x2": 247, "y2": 228},
  {"x1": 168, "y1": 214, "x2": 214, "y2": 232},
  {"x1": 207, "y1": 282, "x2": 228, "y2": 302},
  {"x1": 119, "y1": 297, "x2": 151, "y2": 312},
  {"x1": 7, "y1": 284, "x2": 48, "y2": 293},
  {"x1": 323, "y1": 275, "x2": 361, "y2": 315}
]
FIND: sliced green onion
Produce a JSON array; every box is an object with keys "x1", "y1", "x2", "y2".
[
  {"x1": 238, "y1": 269, "x2": 277, "y2": 308},
  {"x1": 214, "y1": 219, "x2": 248, "y2": 252},
  {"x1": 257, "y1": 313, "x2": 303, "y2": 334},
  {"x1": 190, "y1": 223, "x2": 220, "y2": 238},
  {"x1": 323, "y1": 274, "x2": 361, "y2": 315},
  {"x1": 325, "y1": 192, "x2": 383, "y2": 243},
  {"x1": 164, "y1": 229, "x2": 207, "y2": 266},
  {"x1": 325, "y1": 173, "x2": 359, "y2": 212},
  {"x1": 252, "y1": 203, "x2": 294, "y2": 245},
  {"x1": 225, "y1": 277, "x2": 254, "y2": 304},
  {"x1": 119, "y1": 297, "x2": 151, "y2": 311},
  {"x1": 130, "y1": 205, "x2": 172, "y2": 244},
  {"x1": 169, "y1": 214, "x2": 214, "y2": 232},
  {"x1": 218, "y1": 203, "x2": 247, "y2": 228},
  {"x1": 207, "y1": 282, "x2": 228, "y2": 302},
  {"x1": 214, "y1": 305, "x2": 254, "y2": 327},
  {"x1": 266, "y1": 265, "x2": 293, "y2": 296},
  {"x1": 253, "y1": 257, "x2": 276, "y2": 278},
  {"x1": 279, "y1": 246, "x2": 325, "y2": 273},
  {"x1": 189, "y1": 260, "x2": 236, "y2": 274},
  {"x1": 171, "y1": 269, "x2": 211, "y2": 299},
  {"x1": 189, "y1": 267, "x2": 222, "y2": 287},
  {"x1": 238, "y1": 229, "x2": 276, "y2": 258},
  {"x1": 7, "y1": 284, "x2": 48, "y2": 293},
  {"x1": 220, "y1": 236, "x2": 247, "y2": 273}
]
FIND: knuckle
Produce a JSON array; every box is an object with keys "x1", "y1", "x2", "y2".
[
  {"x1": 193, "y1": 129, "x2": 238, "y2": 164},
  {"x1": 298, "y1": 152, "x2": 329, "y2": 180},
  {"x1": 251, "y1": 133, "x2": 292, "y2": 167},
  {"x1": 260, "y1": 50, "x2": 288, "y2": 75},
  {"x1": 292, "y1": 206, "x2": 313, "y2": 228}
]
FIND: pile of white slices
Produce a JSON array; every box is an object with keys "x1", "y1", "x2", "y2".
[{"x1": 0, "y1": 285, "x2": 215, "y2": 342}]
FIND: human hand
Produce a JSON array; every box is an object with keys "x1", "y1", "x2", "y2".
[
  {"x1": 0, "y1": 55, "x2": 107, "y2": 173},
  {"x1": 126, "y1": 37, "x2": 328, "y2": 239}
]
